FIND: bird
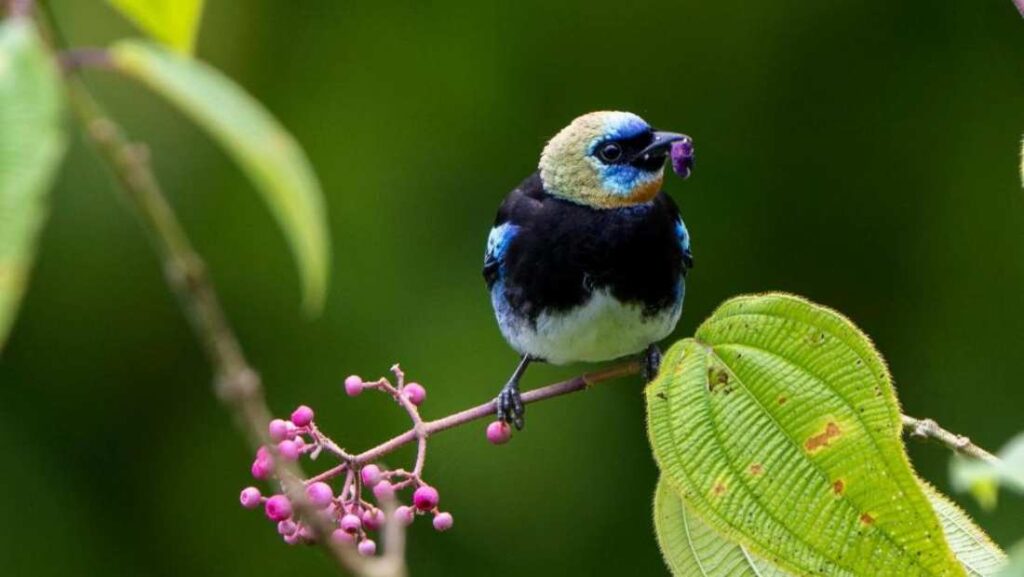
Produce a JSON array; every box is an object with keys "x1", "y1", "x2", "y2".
[{"x1": 483, "y1": 110, "x2": 694, "y2": 430}]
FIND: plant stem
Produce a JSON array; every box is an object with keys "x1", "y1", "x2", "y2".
[
  {"x1": 60, "y1": 75, "x2": 386, "y2": 577},
  {"x1": 308, "y1": 362, "x2": 1000, "y2": 489},
  {"x1": 358, "y1": 361, "x2": 641, "y2": 465},
  {"x1": 6, "y1": 0, "x2": 33, "y2": 18},
  {"x1": 901, "y1": 414, "x2": 999, "y2": 463}
]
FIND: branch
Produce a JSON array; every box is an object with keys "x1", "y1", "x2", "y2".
[
  {"x1": 358, "y1": 361, "x2": 640, "y2": 465},
  {"x1": 901, "y1": 414, "x2": 1000, "y2": 464},
  {"x1": 26, "y1": 2, "x2": 384, "y2": 570},
  {"x1": 6, "y1": 0, "x2": 33, "y2": 18}
]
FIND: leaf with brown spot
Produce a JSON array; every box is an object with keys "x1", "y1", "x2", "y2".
[
  {"x1": 653, "y1": 476, "x2": 1003, "y2": 577},
  {"x1": 647, "y1": 293, "x2": 965, "y2": 576},
  {"x1": 805, "y1": 421, "x2": 842, "y2": 452}
]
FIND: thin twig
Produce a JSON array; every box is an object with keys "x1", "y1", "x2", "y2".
[
  {"x1": 54, "y1": 75, "x2": 389, "y2": 577},
  {"x1": 6, "y1": 0, "x2": 33, "y2": 18},
  {"x1": 901, "y1": 414, "x2": 1000, "y2": 464},
  {"x1": 58, "y1": 48, "x2": 113, "y2": 73},
  {"x1": 304, "y1": 362, "x2": 642, "y2": 486}
]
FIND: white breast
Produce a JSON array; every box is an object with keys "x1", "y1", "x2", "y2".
[{"x1": 493, "y1": 287, "x2": 682, "y2": 365}]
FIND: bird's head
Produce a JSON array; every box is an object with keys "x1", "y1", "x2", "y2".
[{"x1": 538, "y1": 111, "x2": 689, "y2": 209}]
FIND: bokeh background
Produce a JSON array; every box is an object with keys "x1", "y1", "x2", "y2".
[{"x1": 3, "y1": 0, "x2": 1024, "y2": 575}]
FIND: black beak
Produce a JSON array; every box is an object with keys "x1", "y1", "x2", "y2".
[{"x1": 635, "y1": 131, "x2": 687, "y2": 161}]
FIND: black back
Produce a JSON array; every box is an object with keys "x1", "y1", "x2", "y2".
[{"x1": 484, "y1": 172, "x2": 687, "y2": 323}]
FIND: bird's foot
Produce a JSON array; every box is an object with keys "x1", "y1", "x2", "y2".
[
  {"x1": 496, "y1": 381, "x2": 525, "y2": 431},
  {"x1": 641, "y1": 344, "x2": 662, "y2": 383}
]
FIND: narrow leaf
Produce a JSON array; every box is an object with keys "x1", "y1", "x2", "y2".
[
  {"x1": 109, "y1": 40, "x2": 330, "y2": 312},
  {"x1": 646, "y1": 293, "x2": 964, "y2": 576},
  {"x1": 654, "y1": 476, "x2": 1004, "y2": 577},
  {"x1": 0, "y1": 18, "x2": 67, "y2": 351},
  {"x1": 107, "y1": 0, "x2": 205, "y2": 55}
]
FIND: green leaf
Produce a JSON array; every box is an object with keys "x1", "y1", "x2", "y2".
[
  {"x1": 0, "y1": 18, "x2": 67, "y2": 352},
  {"x1": 646, "y1": 293, "x2": 964, "y2": 576},
  {"x1": 654, "y1": 475, "x2": 793, "y2": 576},
  {"x1": 654, "y1": 476, "x2": 1004, "y2": 577},
  {"x1": 921, "y1": 483, "x2": 1006, "y2": 576},
  {"x1": 107, "y1": 0, "x2": 205, "y2": 55},
  {"x1": 109, "y1": 40, "x2": 330, "y2": 313},
  {"x1": 951, "y1": 433, "x2": 1024, "y2": 509}
]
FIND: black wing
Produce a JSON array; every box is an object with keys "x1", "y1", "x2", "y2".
[{"x1": 483, "y1": 172, "x2": 545, "y2": 289}]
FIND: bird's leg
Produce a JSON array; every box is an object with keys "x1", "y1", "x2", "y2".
[
  {"x1": 641, "y1": 343, "x2": 662, "y2": 383},
  {"x1": 496, "y1": 354, "x2": 531, "y2": 430}
]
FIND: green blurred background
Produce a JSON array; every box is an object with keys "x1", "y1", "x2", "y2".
[{"x1": 3, "y1": 0, "x2": 1024, "y2": 575}]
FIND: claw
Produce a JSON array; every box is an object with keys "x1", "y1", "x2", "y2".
[
  {"x1": 495, "y1": 384, "x2": 525, "y2": 430},
  {"x1": 641, "y1": 344, "x2": 662, "y2": 383},
  {"x1": 495, "y1": 355, "x2": 531, "y2": 430}
]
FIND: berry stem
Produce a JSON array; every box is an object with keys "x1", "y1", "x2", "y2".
[{"x1": 353, "y1": 361, "x2": 642, "y2": 466}]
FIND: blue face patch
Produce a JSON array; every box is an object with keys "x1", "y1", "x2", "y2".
[
  {"x1": 593, "y1": 163, "x2": 659, "y2": 196},
  {"x1": 603, "y1": 115, "x2": 650, "y2": 141},
  {"x1": 586, "y1": 113, "x2": 660, "y2": 198}
]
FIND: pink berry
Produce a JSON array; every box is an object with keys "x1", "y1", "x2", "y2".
[
  {"x1": 277, "y1": 520, "x2": 297, "y2": 536},
  {"x1": 264, "y1": 495, "x2": 293, "y2": 521},
  {"x1": 268, "y1": 419, "x2": 290, "y2": 442},
  {"x1": 341, "y1": 513, "x2": 362, "y2": 533},
  {"x1": 344, "y1": 375, "x2": 364, "y2": 397},
  {"x1": 394, "y1": 505, "x2": 415, "y2": 526},
  {"x1": 331, "y1": 528, "x2": 355, "y2": 544},
  {"x1": 372, "y1": 480, "x2": 394, "y2": 500},
  {"x1": 251, "y1": 458, "x2": 271, "y2": 479},
  {"x1": 361, "y1": 509, "x2": 386, "y2": 531},
  {"x1": 239, "y1": 487, "x2": 262, "y2": 509},
  {"x1": 290, "y1": 405, "x2": 314, "y2": 427},
  {"x1": 278, "y1": 439, "x2": 300, "y2": 461},
  {"x1": 403, "y1": 383, "x2": 426, "y2": 405},
  {"x1": 306, "y1": 482, "x2": 333, "y2": 509},
  {"x1": 486, "y1": 421, "x2": 512, "y2": 445},
  {"x1": 283, "y1": 532, "x2": 301, "y2": 545},
  {"x1": 358, "y1": 539, "x2": 377, "y2": 556},
  {"x1": 413, "y1": 485, "x2": 439, "y2": 511},
  {"x1": 361, "y1": 464, "x2": 382, "y2": 486},
  {"x1": 433, "y1": 512, "x2": 454, "y2": 531},
  {"x1": 256, "y1": 446, "x2": 270, "y2": 460}
]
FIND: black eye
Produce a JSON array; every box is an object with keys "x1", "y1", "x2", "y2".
[{"x1": 597, "y1": 142, "x2": 623, "y2": 163}]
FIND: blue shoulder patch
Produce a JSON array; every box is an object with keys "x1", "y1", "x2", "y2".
[
  {"x1": 483, "y1": 223, "x2": 519, "y2": 286},
  {"x1": 676, "y1": 217, "x2": 693, "y2": 270}
]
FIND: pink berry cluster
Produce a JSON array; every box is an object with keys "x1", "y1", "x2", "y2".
[{"x1": 238, "y1": 366, "x2": 453, "y2": 554}]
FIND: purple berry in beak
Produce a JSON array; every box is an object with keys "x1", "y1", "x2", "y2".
[{"x1": 670, "y1": 137, "x2": 694, "y2": 179}]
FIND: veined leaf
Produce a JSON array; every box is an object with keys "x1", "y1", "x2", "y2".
[
  {"x1": 654, "y1": 475, "x2": 792, "y2": 576},
  {"x1": 0, "y1": 18, "x2": 67, "y2": 352},
  {"x1": 646, "y1": 293, "x2": 964, "y2": 576},
  {"x1": 107, "y1": 0, "x2": 205, "y2": 55},
  {"x1": 654, "y1": 476, "x2": 1004, "y2": 577},
  {"x1": 109, "y1": 40, "x2": 330, "y2": 313},
  {"x1": 920, "y1": 483, "x2": 1006, "y2": 576}
]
